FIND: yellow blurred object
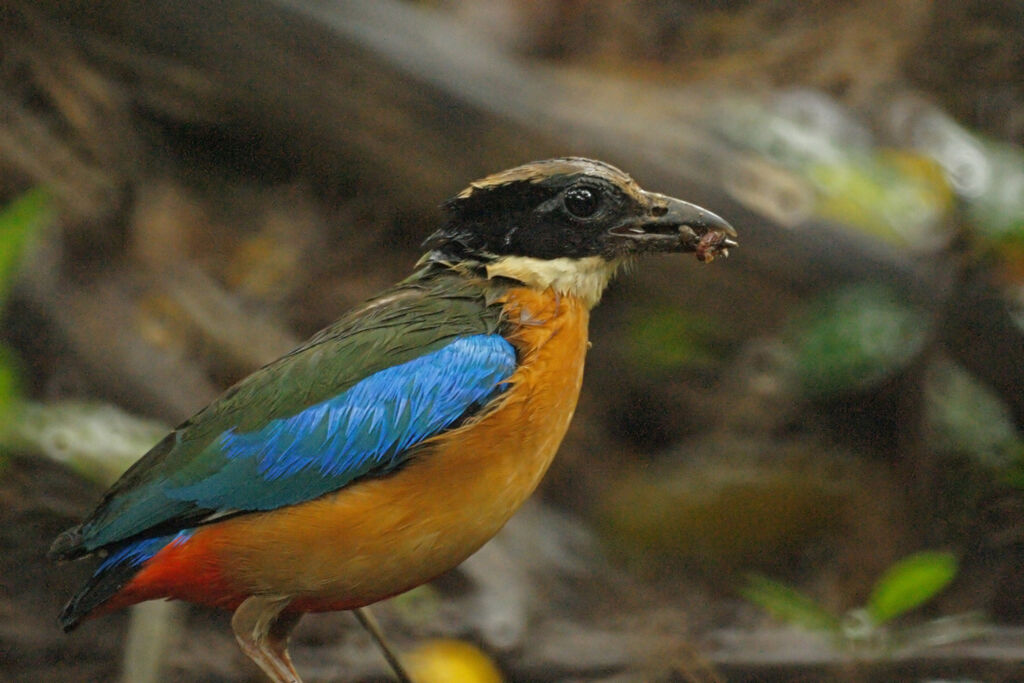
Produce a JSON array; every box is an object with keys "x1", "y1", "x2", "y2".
[
  {"x1": 404, "y1": 639, "x2": 503, "y2": 683},
  {"x1": 135, "y1": 293, "x2": 192, "y2": 355},
  {"x1": 225, "y1": 233, "x2": 301, "y2": 300},
  {"x1": 809, "y1": 150, "x2": 952, "y2": 248}
]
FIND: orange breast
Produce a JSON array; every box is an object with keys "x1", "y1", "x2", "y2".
[{"x1": 123, "y1": 287, "x2": 590, "y2": 612}]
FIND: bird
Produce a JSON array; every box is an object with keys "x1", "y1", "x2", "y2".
[{"x1": 50, "y1": 157, "x2": 736, "y2": 682}]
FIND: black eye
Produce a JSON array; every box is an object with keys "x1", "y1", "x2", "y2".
[{"x1": 563, "y1": 186, "x2": 601, "y2": 219}]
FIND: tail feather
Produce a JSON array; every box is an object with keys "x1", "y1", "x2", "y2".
[
  {"x1": 57, "y1": 531, "x2": 192, "y2": 630},
  {"x1": 59, "y1": 559, "x2": 142, "y2": 631}
]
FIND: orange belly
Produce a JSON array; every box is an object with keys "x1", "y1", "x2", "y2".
[{"x1": 119, "y1": 287, "x2": 590, "y2": 612}]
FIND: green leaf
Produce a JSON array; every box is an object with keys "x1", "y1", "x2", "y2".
[
  {"x1": 926, "y1": 360, "x2": 1023, "y2": 470},
  {"x1": 0, "y1": 187, "x2": 51, "y2": 308},
  {"x1": 626, "y1": 307, "x2": 722, "y2": 374},
  {"x1": 740, "y1": 573, "x2": 841, "y2": 634},
  {"x1": 867, "y1": 551, "x2": 958, "y2": 624},
  {"x1": 790, "y1": 284, "x2": 929, "y2": 397},
  {"x1": 0, "y1": 344, "x2": 21, "y2": 431}
]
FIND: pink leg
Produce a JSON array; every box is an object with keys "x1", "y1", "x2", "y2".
[{"x1": 231, "y1": 595, "x2": 304, "y2": 683}]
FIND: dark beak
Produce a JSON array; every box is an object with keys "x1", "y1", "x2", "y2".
[{"x1": 608, "y1": 192, "x2": 738, "y2": 262}]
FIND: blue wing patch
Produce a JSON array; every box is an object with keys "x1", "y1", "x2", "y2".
[
  {"x1": 165, "y1": 334, "x2": 517, "y2": 511},
  {"x1": 95, "y1": 530, "x2": 193, "y2": 574}
]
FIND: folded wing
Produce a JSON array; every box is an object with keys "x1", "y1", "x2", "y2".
[{"x1": 51, "y1": 272, "x2": 516, "y2": 558}]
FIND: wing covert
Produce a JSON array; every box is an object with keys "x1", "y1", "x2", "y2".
[
  {"x1": 168, "y1": 334, "x2": 515, "y2": 509},
  {"x1": 75, "y1": 331, "x2": 516, "y2": 551}
]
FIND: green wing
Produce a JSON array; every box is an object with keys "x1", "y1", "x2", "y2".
[{"x1": 53, "y1": 267, "x2": 510, "y2": 558}]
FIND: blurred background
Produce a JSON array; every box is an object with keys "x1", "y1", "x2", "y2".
[{"x1": 1, "y1": 0, "x2": 1022, "y2": 681}]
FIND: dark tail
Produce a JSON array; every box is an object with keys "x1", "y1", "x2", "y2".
[
  {"x1": 49, "y1": 523, "x2": 107, "y2": 631},
  {"x1": 56, "y1": 532, "x2": 184, "y2": 631},
  {"x1": 58, "y1": 550, "x2": 147, "y2": 631}
]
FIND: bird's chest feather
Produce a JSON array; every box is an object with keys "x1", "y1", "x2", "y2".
[
  {"x1": 422, "y1": 286, "x2": 592, "y2": 524},
  {"x1": 199, "y1": 287, "x2": 590, "y2": 606}
]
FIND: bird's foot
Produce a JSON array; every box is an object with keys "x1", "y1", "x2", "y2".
[{"x1": 232, "y1": 595, "x2": 304, "y2": 683}]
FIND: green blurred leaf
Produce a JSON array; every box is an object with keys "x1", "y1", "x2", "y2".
[
  {"x1": 926, "y1": 360, "x2": 1023, "y2": 470},
  {"x1": 0, "y1": 344, "x2": 21, "y2": 431},
  {"x1": 741, "y1": 573, "x2": 841, "y2": 634},
  {"x1": 627, "y1": 307, "x2": 722, "y2": 374},
  {"x1": 0, "y1": 187, "x2": 51, "y2": 308},
  {"x1": 961, "y1": 141, "x2": 1024, "y2": 243},
  {"x1": 790, "y1": 284, "x2": 929, "y2": 396},
  {"x1": 0, "y1": 189, "x2": 47, "y2": 447},
  {"x1": 867, "y1": 551, "x2": 957, "y2": 624},
  {"x1": 1005, "y1": 461, "x2": 1024, "y2": 490}
]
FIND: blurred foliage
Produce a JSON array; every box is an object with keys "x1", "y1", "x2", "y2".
[
  {"x1": 1006, "y1": 463, "x2": 1024, "y2": 492},
  {"x1": 742, "y1": 574, "x2": 841, "y2": 634},
  {"x1": 0, "y1": 345, "x2": 20, "y2": 433},
  {"x1": 808, "y1": 150, "x2": 952, "y2": 247},
  {"x1": 404, "y1": 639, "x2": 503, "y2": 683},
  {"x1": 926, "y1": 359, "x2": 1024, "y2": 472},
  {"x1": 787, "y1": 284, "x2": 929, "y2": 398},
  {"x1": 710, "y1": 88, "x2": 1024, "y2": 338},
  {"x1": 899, "y1": 104, "x2": 1024, "y2": 246},
  {"x1": 0, "y1": 190, "x2": 172, "y2": 488},
  {"x1": 0, "y1": 188, "x2": 50, "y2": 308},
  {"x1": 743, "y1": 551, "x2": 960, "y2": 651},
  {"x1": 709, "y1": 91, "x2": 952, "y2": 246},
  {"x1": 0, "y1": 188, "x2": 52, "y2": 453},
  {"x1": 896, "y1": 101, "x2": 1024, "y2": 333},
  {"x1": 710, "y1": 89, "x2": 1024, "y2": 255},
  {"x1": 866, "y1": 552, "x2": 958, "y2": 625},
  {"x1": 626, "y1": 306, "x2": 725, "y2": 375}
]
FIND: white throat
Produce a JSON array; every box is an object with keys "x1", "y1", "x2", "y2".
[{"x1": 485, "y1": 255, "x2": 623, "y2": 309}]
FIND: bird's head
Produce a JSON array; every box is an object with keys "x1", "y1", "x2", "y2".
[{"x1": 422, "y1": 157, "x2": 737, "y2": 307}]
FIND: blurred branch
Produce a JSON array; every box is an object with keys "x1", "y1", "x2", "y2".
[
  {"x1": 4, "y1": 400, "x2": 165, "y2": 484},
  {"x1": 158, "y1": 265, "x2": 300, "y2": 380},
  {"x1": 120, "y1": 601, "x2": 182, "y2": 683}
]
